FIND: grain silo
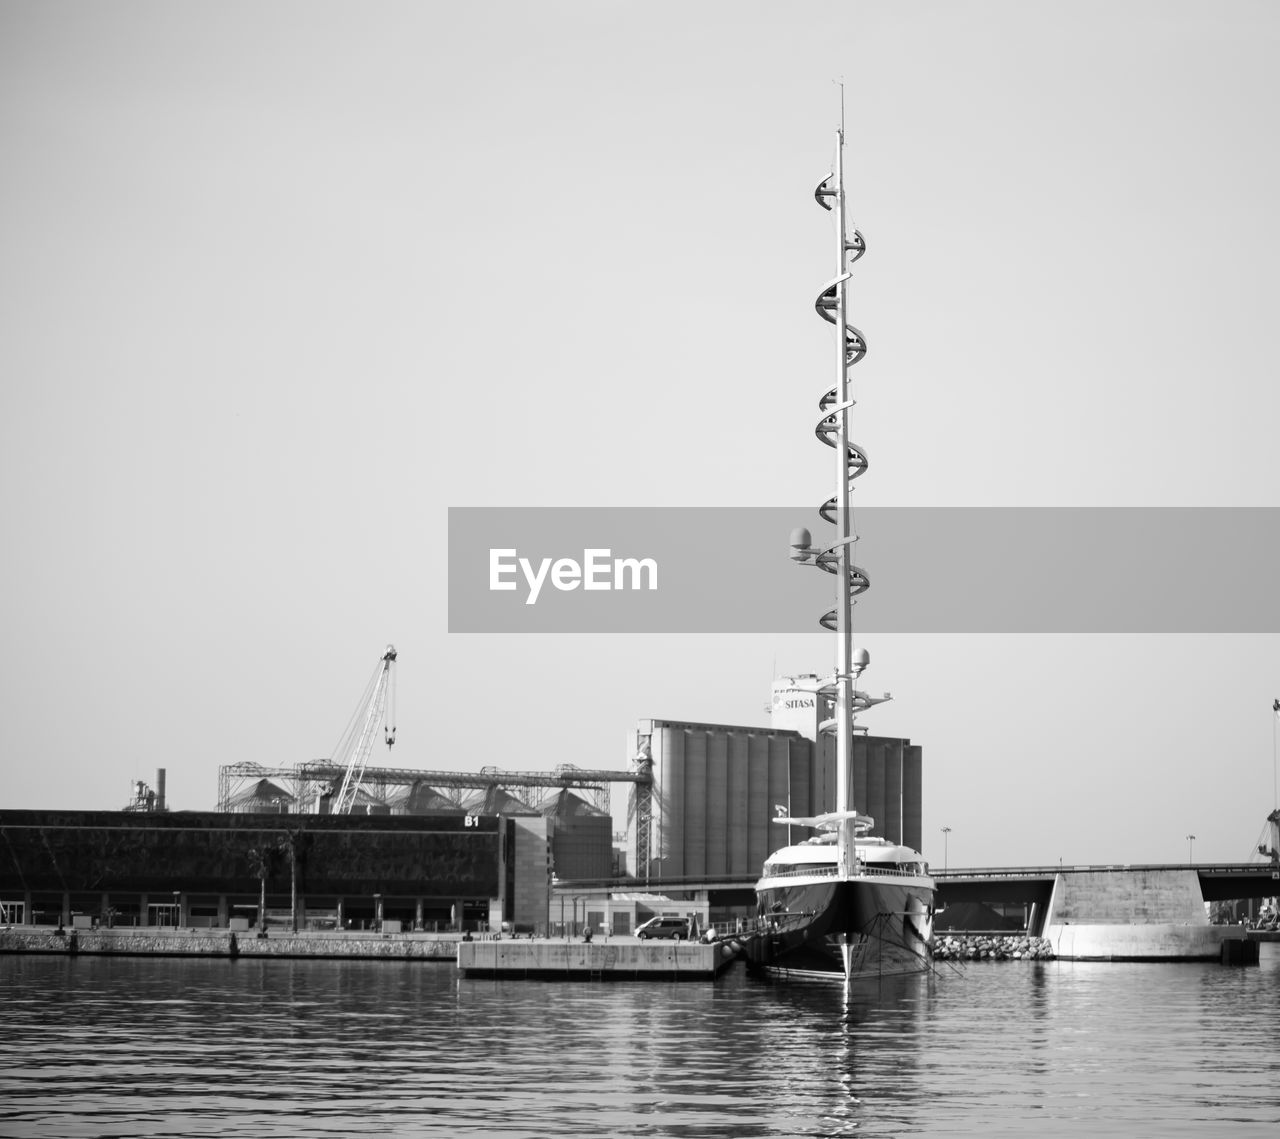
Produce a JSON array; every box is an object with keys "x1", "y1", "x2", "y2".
[
  {"x1": 389, "y1": 780, "x2": 464, "y2": 816},
  {"x1": 626, "y1": 682, "x2": 922, "y2": 883},
  {"x1": 223, "y1": 778, "x2": 296, "y2": 815}
]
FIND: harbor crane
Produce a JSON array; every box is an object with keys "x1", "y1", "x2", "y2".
[{"x1": 326, "y1": 645, "x2": 398, "y2": 814}]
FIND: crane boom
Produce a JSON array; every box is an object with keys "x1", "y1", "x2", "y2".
[{"x1": 329, "y1": 645, "x2": 398, "y2": 814}]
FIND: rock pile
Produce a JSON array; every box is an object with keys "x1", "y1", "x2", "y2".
[{"x1": 932, "y1": 934, "x2": 1054, "y2": 961}]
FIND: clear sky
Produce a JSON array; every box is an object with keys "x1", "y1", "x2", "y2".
[{"x1": 2, "y1": 1, "x2": 1278, "y2": 868}]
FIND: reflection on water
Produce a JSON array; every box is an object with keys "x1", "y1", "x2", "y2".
[{"x1": 1, "y1": 946, "x2": 1278, "y2": 1137}]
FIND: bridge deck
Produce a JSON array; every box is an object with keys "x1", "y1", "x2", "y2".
[{"x1": 554, "y1": 863, "x2": 1279, "y2": 906}]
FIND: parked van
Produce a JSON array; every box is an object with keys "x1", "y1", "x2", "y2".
[{"x1": 635, "y1": 915, "x2": 690, "y2": 940}]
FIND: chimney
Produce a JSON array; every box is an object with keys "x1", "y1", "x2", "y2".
[{"x1": 156, "y1": 768, "x2": 167, "y2": 812}]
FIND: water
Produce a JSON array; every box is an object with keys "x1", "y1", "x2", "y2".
[{"x1": 2, "y1": 947, "x2": 1278, "y2": 1137}]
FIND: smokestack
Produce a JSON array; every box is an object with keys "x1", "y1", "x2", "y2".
[{"x1": 156, "y1": 768, "x2": 166, "y2": 812}]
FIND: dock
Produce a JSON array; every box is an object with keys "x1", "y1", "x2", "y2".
[
  {"x1": 1, "y1": 926, "x2": 744, "y2": 979},
  {"x1": 456, "y1": 937, "x2": 739, "y2": 980},
  {"x1": 0, "y1": 926, "x2": 460, "y2": 960}
]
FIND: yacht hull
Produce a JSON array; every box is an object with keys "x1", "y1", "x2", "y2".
[{"x1": 748, "y1": 875, "x2": 934, "y2": 980}]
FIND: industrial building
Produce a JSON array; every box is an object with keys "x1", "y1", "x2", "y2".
[
  {"x1": 0, "y1": 809, "x2": 531, "y2": 932},
  {"x1": 219, "y1": 762, "x2": 618, "y2": 885},
  {"x1": 625, "y1": 674, "x2": 923, "y2": 884},
  {"x1": 0, "y1": 672, "x2": 923, "y2": 935}
]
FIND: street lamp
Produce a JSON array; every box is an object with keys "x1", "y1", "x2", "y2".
[
  {"x1": 1186, "y1": 834, "x2": 1196, "y2": 865},
  {"x1": 941, "y1": 826, "x2": 951, "y2": 873}
]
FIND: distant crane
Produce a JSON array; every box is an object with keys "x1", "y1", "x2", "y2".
[
  {"x1": 626, "y1": 734, "x2": 659, "y2": 885},
  {"x1": 326, "y1": 645, "x2": 398, "y2": 814}
]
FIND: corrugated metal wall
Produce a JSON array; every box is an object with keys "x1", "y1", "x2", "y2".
[
  {"x1": 726, "y1": 733, "x2": 749, "y2": 873},
  {"x1": 746, "y1": 732, "x2": 770, "y2": 874},
  {"x1": 903, "y1": 744, "x2": 923, "y2": 852},
  {"x1": 705, "y1": 732, "x2": 727, "y2": 875},
  {"x1": 685, "y1": 731, "x2": 707, "y2": 877},
  {"x1": 549, "y1": 814, "x2": 612, "y2": 879}
]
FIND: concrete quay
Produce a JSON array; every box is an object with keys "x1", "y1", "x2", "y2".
[
  {"x1": 1045, "y1": 922, "x2": 1242, "y2": 961},
  {"x1": 456, "y1": 937, "x2": 738, "y2": 980},
  {"x1": 0, "y1": 927, "x2": 741, "y2": 980},
  {"x1": 0, "y1": 926, "x2": 461, "y2": 960}
]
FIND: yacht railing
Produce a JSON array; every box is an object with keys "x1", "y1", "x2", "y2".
[{"x1": 762, "y1": 863, "x2": 930, "y2": 881}]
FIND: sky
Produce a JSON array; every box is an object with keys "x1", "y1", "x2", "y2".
[{"x1": 2, "y1": 1, "x2": 1278, "y2": 869}]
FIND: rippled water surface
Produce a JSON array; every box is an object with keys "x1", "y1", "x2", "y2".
[{"x1": 2, "y1": 946, "x2": 1278, "y2": 1137}]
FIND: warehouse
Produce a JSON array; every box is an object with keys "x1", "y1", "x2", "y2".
[{"x1": 0, "y1": 809, "x2": 549, "y2": 933}]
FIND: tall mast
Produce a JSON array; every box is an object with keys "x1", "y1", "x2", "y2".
[
  {"x1": 791, "y1": 118, "x2": 884, "y2": 875},
  {"x1": 832, "y1": 127, "x2": 857, "y2": 877}
]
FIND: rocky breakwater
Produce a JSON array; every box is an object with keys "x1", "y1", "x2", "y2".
[{"x1": 932, "y1": 934, "x2": 1055, "y2": 962}]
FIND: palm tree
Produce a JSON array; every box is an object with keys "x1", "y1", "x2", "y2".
[
  {"x1": 278, "y1": 828, "x2": 312, "y2": 933},
  {"x1": 247, "y1": 845, "x2": 276, "y2": 938}
]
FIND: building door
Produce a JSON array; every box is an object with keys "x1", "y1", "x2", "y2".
[{"x1": 148, "y1": 903, "x2": 179, "y2": 927}]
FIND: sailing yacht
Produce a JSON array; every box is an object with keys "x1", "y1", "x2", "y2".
[{"x1": 745, "y1": 116, "x2": 935, "y2": 981}]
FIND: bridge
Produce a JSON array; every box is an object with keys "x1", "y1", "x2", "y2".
[
  {"x1": 935, "y1": 862, "x2": 1280, "y2": 914},
  {"x1": 552, "y1": 861, "x2": 1279, "y2": 957},
  {"x1": 557, "y1": 862, "x2": 1278, "y2": 903}
]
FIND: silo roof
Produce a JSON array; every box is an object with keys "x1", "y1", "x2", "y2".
[{"x1": 541, "y1": 789, "x2": 607, "y2": 818}]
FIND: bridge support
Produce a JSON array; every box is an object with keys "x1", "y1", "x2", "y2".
[{"x1": 1040, "y1": 869, "x2": 1240, "y2": 960}]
